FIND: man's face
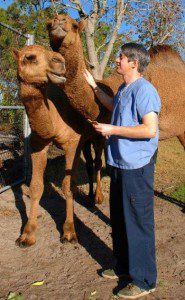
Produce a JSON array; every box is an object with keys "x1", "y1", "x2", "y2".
[{"x1": 116, "y1": 52, "x2": 137, "y2": 75}]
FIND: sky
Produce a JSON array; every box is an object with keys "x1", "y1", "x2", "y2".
[
  {"x1": 0, "y1": 0, "x2": 184, "y2": 44},
  {"x1": 0, "y1": 0, "x2": 133, "y2": 36},
  {"x1": 0, "y1": 0, "x2": 13, "y2": 9}
]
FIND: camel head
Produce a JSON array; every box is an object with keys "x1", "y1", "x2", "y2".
[
  {"x1": 47, "y1": 14, "x2": 86, "y2": 50},
  {"x1": 13, "y1": 45, "x2": 66, "y2": 85}
]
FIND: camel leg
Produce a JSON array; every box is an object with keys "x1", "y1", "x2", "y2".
[
  {"x1": 159, "y1": 129, "x2": 175, "y2": 141},
  {"x1": 83, "y1": 140, "x2": 94, "y2": 199},
  {"x1": 16, "y1": 146, "x2": 48, "y2": 247},
  {"x1": 93, "y1": 136, "x2": 104, "y2": 204},
  {"x1": 61, "y1": 140, "x2": 82, "y2": 243},
  {"x1": 177, "y1": 132, "x2": 185, "y2": 149},
  {"x1": 159, "y1": 129, "x2": 185, "y2": 150}
]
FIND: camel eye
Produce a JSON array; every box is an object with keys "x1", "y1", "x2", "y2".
[
  {"x1": 72, "y1": 23, "x2": 78, "y2": 30},
  {"x1": 52, "y1": 57, "x2": 61, "y2": 63},
  {"x1": 24, "y1": 54, "x2": 37, "y2": 63}
]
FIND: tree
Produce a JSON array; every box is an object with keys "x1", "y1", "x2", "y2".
[
  {"x1": 135, "y1": 0, "x2": 184, "y2": 50},
  {"x1": 55, "y1": 0, "x2": 184, "y2": 79},
  {"x1": 56, "y1": 0, "x2": 131, "y2": 79},
  {"x1": 0, "y1": 0, "x2": 60, "y2": 128}
]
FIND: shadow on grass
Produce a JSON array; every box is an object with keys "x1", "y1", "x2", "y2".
[{"x1": 154, "y1": 190, "x2": 185, "y2": 213}]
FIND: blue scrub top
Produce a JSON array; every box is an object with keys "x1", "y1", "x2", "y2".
[{"x1": 107, "y1": 77, "x2": 161, "y2": 170}]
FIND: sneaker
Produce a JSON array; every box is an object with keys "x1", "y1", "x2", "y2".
[
  {"x1": 101, "y1": 268, "x2": 130, "y2": 280},
  {"x1": 117, "y1": 283, "x2": 156, "y2": 299}
]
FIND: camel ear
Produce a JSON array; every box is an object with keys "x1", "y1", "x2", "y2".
[
  {"x1": 78, "y1": 19, "x2": 86, "y2": 32},
  {"x1": 12, "y1": 48, "x2": 19, "y2": 60}
]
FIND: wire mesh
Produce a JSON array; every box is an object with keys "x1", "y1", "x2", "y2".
[
  {"x1": 0, "y1": 23, "x2": 33, "y2": 193},
  {"x1": 0, "y1": 107, "x2": 25, "y2": 191}
]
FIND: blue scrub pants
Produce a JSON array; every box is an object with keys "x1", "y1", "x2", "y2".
[{"x1": 109, "y1": 161, "x2": 157, "y2": 290}]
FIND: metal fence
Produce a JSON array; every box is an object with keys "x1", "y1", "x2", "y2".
[{"x1": 0, "y1": 22, "x2": 34, "y2": 193}]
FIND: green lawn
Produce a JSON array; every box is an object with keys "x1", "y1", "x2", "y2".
[{"x1": 171, "y1": 184, "x2": 185, "y2": 202}]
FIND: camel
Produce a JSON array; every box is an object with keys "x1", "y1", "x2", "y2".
[
  {"x1": 13, "y1": 44, "x2": 98, "y2": 246},
  {"x1": 47, "y1": 15, "x2": 123, "y2": 203},
  {"x1": 47, "y1": 14, "x2": 185, "y2": 149},
  {"x1": 146, "y1": 45, "x2": 185, "y2": 146}
]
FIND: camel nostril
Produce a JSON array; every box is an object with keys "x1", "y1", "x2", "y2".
[
  {"x1": 62, "y1": 63, "x2": 66, "y2": 71},
  {"x1": 46, "y1": 22, "x2": 52, "y2": 30}
]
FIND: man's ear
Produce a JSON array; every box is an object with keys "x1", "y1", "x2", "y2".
[
  {"x1": 78, "y1": 19, "x2": 86, "y2": 32},
  {"x1": 12, "y1": 48, "x2": 19, "y2": 59},
  {"x1": 132, "y1": 59, "x2": 139, "y2": 69}
]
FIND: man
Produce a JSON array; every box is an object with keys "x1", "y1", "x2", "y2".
[{"x1": 84, "y1": 43, "x2": 161, "y2": 299}]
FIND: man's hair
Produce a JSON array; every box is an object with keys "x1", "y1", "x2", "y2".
[{"x1": 121, "y1": 43, "x2": 150, "y2": 73}]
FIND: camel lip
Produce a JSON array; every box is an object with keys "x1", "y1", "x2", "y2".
[
  {"x1": 52, "y1": 74, "x2": 66, "y2": 80},
  {"x1": 47, "y1": 73, "x2": 66, "y2": 83},
  {"x1": 50, "y1": 26, "x2": 67, "y2": 38}
]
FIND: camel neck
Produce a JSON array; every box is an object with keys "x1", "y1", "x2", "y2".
[
  {"x1": 59, "y1": 36, "x2": 86, "y2": 79},
  {"x1": 20, "y1": 83, "x2": 55, "y2": 139},
  {"x1": 58, "y1": 37, "x2": 101, "y2": 120}
]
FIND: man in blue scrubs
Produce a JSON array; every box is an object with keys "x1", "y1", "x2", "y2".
[{"x1": 84, "y1": 43, "x2": 161, "y2": 299}]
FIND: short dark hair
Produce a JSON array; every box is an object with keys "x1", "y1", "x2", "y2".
[{"x1": 121, "y1": 43, "x2": 150, "y2": 73}]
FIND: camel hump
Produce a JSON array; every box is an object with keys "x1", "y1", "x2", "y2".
[{"x1": 149, "y1": 45, "x2": 182, "y2": 60}]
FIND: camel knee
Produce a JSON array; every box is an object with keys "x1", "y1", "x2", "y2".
[
  {"x1": 94, "y1": 158, "x2": 102, "y2": 172},
  {"x1": 30, "y1": 179, "x2": 44, "y2": 198},
  {"x1": 62, "y1": 177, "x2": 73, "y2": 198}
]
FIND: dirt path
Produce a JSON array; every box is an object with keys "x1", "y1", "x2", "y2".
[{"x1": 0, "y1": 138, "x2": 184, "y2": 300}]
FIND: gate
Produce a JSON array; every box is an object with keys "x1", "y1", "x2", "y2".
[{"x1": 0, "y1": 22, "x2": 34, "y2": 193}]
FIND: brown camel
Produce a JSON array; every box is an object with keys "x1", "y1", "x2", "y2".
[
  {"x1": 146, "y1": 45, "x2": 185, "y2": 146},
  {"x1": 47, "y1": 14, "x2": 185, "y2": 147},
  {"x1": 13, "y1": 44, "x2": 97, "y2": 246},
  {"x1": 47, "y1": 15, "x2": 123, "y2": 202}
]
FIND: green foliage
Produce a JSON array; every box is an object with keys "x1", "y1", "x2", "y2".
[
  {"x1": 171, "y1": 184, "x2": 185, "y2": 202},
  {"x1": 134, "y1": 0, "x2": 184, "y2": 48},
  {"x1": 0, "y1": 1, "x2": 61, "y2": 126}
]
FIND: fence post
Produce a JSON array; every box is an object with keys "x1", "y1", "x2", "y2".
[{"x1": 24, "y1": 34, "x2": 35, "y2": 183}]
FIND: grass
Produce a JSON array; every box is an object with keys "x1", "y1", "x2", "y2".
[{"x1": 171, "y1": 184, "x2": 185, "y2": 202}]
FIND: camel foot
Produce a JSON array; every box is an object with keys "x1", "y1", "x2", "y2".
[
  {"x1": 60, "y1": 233, "x2": 78, "y2": 244},
  {"x1": 15, "y1": 235, "x2": 36, "y2": 248},
  {"x1": 61, "y1": 222, "x2": 78, "y2": 243},
  {"x1": 94, "y1": 191, "x2": 104, "y2": 204}
]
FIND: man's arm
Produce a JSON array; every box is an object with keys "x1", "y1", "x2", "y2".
[
  {"x1": 84, "y1": 70, "x2": 114, "y2": 111},
  {"x1": 92, "y1": 112, "x2": 158, "y2": 139}
]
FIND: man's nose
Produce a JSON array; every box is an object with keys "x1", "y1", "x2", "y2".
[{"x1": 115, "y1": 57, "x2": 120, "y2": 63}]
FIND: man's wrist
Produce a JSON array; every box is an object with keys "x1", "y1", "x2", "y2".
[
  {"x1": 114, "y1": 126, "x2": 125, "y2": 136},
  {"x1": 93, "y1": 85, "x2": 98, "y2": 91}
]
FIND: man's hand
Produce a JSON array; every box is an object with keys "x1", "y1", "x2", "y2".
[
  {"x1": 84, "y1": 69, "x2": 114, "y2": 112},
  {"x1": 84, "y1": 69, "x2": 97, "y2": 89},
  {"x1": 90, "y1": 121, "x2": 116, "y2": 136}
]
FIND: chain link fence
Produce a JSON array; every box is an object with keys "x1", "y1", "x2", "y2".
[{"x1": 0, "y1": 22, "x2": 34, "y2": 193}]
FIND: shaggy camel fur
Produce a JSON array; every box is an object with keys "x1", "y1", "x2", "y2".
[
  {"x1": 13, "y1": 45, "x2": 96, "y2": 246},
  {"x1": 47, "y1": 14, "x2": 185, "y2": 150},
  {"x1": 146, "y1": 45, "x2": 185, "y2": 146},
  {"x1": 47, "y1": 15, "x2": 123, "y2": 202}
]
